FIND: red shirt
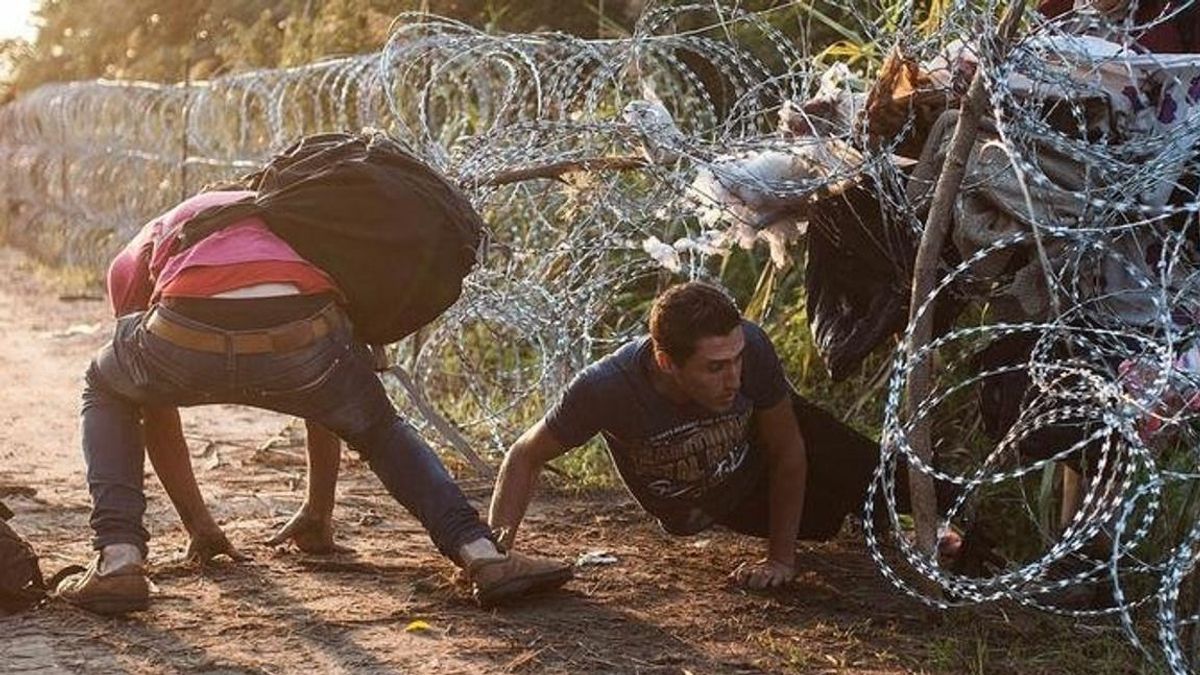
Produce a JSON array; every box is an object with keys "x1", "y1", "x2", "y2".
[{"x1": 107, "y1": 190, "x2": 339, "y2": 317}]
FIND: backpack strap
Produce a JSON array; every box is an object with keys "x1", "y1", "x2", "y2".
[{"x1": 174, "y1": 196, "x2": 263, "y2": 252}]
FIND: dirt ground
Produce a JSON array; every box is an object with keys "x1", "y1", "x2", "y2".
[{"x1": 0, "y1": 246, "x2": 1148, "y2": 674}]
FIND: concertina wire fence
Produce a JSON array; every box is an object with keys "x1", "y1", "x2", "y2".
[{"x1": 1, "y1": 2, "x2": 1200, "y2": 671}]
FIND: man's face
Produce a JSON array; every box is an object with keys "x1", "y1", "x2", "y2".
[{"x1": 660, "y1": 326, "x2": 745, "y2": 412}]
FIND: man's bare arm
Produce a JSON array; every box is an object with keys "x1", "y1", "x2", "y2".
[
  {"x1": 145, "y1": 408, "x2": 344, "y2": 559},
  {"x1": 731, "y1": 395, "x2": 807, "y2": 589},
  {"x1": 143, "y1": 405, "x2": 244, "y2": 563},
  {"x1": 267, "y1": 420, "x2": 347, "y2": 553},
  {"x1": 488, "y1": 419, "x2": 570, "y2": 549}
]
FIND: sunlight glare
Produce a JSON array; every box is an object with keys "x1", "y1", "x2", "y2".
[{"x1": 0, "y1": 0, "x2": 36, "y2": 42}]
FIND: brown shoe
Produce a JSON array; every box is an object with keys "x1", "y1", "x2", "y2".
[
  {"x1": 468, "y1": 552, "x2": 572, "y2": 607},
  {"x1": 55, "y1": 556, "x2": 149, "y2": 615}
]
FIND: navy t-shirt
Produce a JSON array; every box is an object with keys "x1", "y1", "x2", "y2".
[{"x1": 544, "y1": 320, "x2": 789, "y2": 534}]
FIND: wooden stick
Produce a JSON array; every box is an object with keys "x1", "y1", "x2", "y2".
[
  {"x1": 905, "y1": 0, "x2": 1028, "y2": 552},
  {"x1": 387, "y1": 365, "x2": 495, "y2": 478},
  {"x1": 475, "y1": 155, "x2": 649, "y2": 186},
  {"x1": 1059, "y1": 464, "x2": 1084, "y2": 534}
]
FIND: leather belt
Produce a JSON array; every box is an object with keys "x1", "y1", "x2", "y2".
[{"x1": 146, "y1": 303, "x2": 341, "y2": 355}]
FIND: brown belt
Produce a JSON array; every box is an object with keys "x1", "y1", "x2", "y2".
[{"x1": 145, "y1": 303, "x2": 341, "y2": 354}]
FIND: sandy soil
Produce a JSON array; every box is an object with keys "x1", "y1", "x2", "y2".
[{"x1": 0, "y1": 246, "x2": 1142, "y2": 674}]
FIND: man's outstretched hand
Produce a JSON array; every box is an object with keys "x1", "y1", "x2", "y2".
[
  {"x1": 729, "y1": 558, "x2": 795, "y2": 590},
  {"x1": 267, "y1": 503, "x2": 352, "y2": 554},
  {"x1": 185, "y1": 526, "x2": 248, "y2": 565}
]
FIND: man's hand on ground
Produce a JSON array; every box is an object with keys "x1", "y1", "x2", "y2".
[
  {"x1": 267, "y1": 504, "x2": 352, "y2": 554},
  {"x1": 184, "y1": 526, "x2": 247, "y2": 565},
  {"x1": 728, "y1": 558, "x2": 794, "y2": 590}
]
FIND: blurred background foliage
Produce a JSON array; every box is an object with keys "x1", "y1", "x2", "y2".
[{"x1": 0, "y1": 1, "x2": 884, "y2": 99}]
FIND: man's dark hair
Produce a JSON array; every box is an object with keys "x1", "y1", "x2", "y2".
[{"x1": 649, "y1": 281, "x2": 741, "y2": 364}]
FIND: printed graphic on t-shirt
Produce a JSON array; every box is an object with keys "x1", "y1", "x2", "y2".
[{"x1": 628, "y1": 409, "x2": 752, "y2": 499}]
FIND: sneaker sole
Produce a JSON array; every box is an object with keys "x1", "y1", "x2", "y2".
[{"x1": 474, "y1": 567, "x2": 573, "y2": 608}]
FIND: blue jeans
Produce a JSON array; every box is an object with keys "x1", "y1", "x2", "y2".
[{"x1": 81, "y1": 303, "x2": 491, "y2": 560}]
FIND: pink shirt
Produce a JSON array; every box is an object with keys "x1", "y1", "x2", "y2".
[{"x1": 107, "y1": 190, "x2": 336, "y2": 316}]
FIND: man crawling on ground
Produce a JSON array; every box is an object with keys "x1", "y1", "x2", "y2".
[{"x1": 488, "y1": 281, "x2": 909, "y2": 589}]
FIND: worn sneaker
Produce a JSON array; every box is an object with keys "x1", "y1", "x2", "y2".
[
  {"x1": 468, "y1": 551, "x2": 572, "y2": 607},
  {"x1": 55, "y1": 556, "x2": 149, "y2": 615}
]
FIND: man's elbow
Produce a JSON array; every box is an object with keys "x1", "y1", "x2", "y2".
[{"x1": 502, "y1": 440, "x2": 545, "y2": 477}]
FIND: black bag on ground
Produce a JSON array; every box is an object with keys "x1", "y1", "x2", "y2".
[
  {"x1": 805, "y1": 179, "x2": 915, "y2": 381},
  {"x1": 806, "y1": 175, "x2": 967, "y2": 381},
  {"x1": 178, "y1": 131, "x2": 485, "y2": 345},
  {"x1": 0, "y1": 499, "x2": 47, "y2": 614}
]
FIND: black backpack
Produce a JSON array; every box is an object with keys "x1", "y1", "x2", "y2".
[
  {"x1": 178, "y1": 131, "x2": 484, "y2": 345},
  {"x1": 0, "y1": 499, "x2": 47, "y2": 614}
]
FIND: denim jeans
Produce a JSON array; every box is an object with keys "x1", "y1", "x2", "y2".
[
  {"x1": 715, "y1": 392, "x2": 959, "y2": 540},
  {"x1": 81, "y1": 303, "x2": 491, "y2": 560},
  {"x1": 716, "y1": 392, "x2": 915, "y2": 541}
]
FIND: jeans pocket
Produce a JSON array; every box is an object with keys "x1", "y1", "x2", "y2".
[
  {"x1": 140, "y1": 330, "x2": 211, "y2": 392},
  {"x1": 252, "y1": 338, "x2": 348, "y2": 400},
  {"x1": 272, "y1": 356, "x2": 342, "y2": 398}
]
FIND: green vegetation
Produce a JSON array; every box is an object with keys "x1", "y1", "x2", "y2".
[
  {"x1": 0, "y1": 1, "x2": 890, "y2": 100},
  {"x1": 0, "y1": 0, "x2": 645, "y2": 100}
]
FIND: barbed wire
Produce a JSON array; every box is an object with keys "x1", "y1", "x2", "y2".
[
  {"x1": 858, "y1": 4, "x2": 1200, "y2": 674},
  {"x1": 0, "y1": 1, "x2": 1198, "y2": 671}
]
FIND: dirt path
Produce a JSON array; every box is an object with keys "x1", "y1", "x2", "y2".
[{"x1": 0, "y1": 246, "x2": 1142, "y2": 674}]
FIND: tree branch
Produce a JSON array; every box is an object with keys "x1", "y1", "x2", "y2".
[
  {"x1": 474, "y1": 155, "x2": 649, "y2": 186},
  {"x1": 387, "y1": 365, "x2": 496, "y2": 478},
  {"x1": 905, "y1": 0, "x2": 1028, "y2": 553}
]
